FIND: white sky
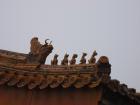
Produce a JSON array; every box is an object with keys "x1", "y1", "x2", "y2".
[{"x1": 0, "y1": 0, "x2": 140, "y2": 91}]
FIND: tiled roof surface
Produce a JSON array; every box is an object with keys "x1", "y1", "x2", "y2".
[{"x1": 0, "y1": 64, "x2": 101, "y2": 89}]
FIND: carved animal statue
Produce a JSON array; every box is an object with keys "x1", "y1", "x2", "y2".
[
  {"x1": 69, "y1": 54, "x2": 78, "y2": 65},
  {"x1": 88, "y1": 50, "x2": 97, "y2": 64},
  {"x1": 51, "y1": 54, "x2": 59, "y2": 65},
  {"x1": 27, "y1": 38, "x2": 53, "y2": 65},
  {"x1": 61, "y1": 54, "x2": 69, "y2": 65},
  {"x1": 80, "y1": 53, "x2": 87, "y2": 64},
  {"x1": 37, "y1": 39, "x2": 53, "y2": 64}
]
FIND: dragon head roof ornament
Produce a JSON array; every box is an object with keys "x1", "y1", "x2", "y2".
[{"x1": 27, "y1": 37, "x2": 54, "y2": 65}]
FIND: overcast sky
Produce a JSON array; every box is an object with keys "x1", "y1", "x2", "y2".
[{"x1": 0, "y1": 0, "x2": 140, "y2": 91}]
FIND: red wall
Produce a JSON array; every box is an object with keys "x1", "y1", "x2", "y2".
[{"x1": 0, "y1": 86, "x2": 101, "y2": 105}]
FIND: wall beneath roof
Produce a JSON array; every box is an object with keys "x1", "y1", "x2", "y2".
[{"x1": 0, "y1": 86, "x2": 101, "y2": 105}]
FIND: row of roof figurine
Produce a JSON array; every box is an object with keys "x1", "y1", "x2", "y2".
[
  {"x1": 51, "y1": 50, "x2": 97, "y2": 65},
  {"x1": 29, "y1": 37, "x2": 98, "y2": 65}
]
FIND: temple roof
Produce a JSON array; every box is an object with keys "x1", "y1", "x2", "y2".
[{"x1": 0, "y1": 37, "x2": 140, "y2": 104}]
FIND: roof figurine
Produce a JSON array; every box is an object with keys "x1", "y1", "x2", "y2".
[
  {"x1": 88, "y1": 50, "x2": 97, "y2": 64},
  {"x1": 51, "y1": 54, "x2": 59, "y2": 65},
  {"x1": 69, "y1": 54, "x2": 78, "y2": 65},
  {"x1": 80, "y1": 53, "x2": 87, "y2": 64},
  {"x1": 61, "y1": 53, "x2": 69, "y2": 65}
]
